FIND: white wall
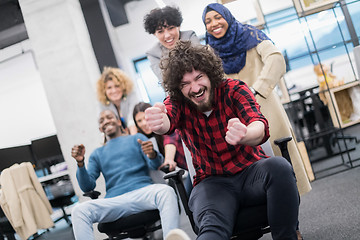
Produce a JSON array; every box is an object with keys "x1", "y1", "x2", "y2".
[{"x1": 0, "y1": 41, "x2": 56, "y2": 148}]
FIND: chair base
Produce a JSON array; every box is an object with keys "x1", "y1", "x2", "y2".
[
  {"x1": 53, "y1": 206, "x2": 72, "y2": 226},
  {"x1": 49, "y1": 192, "x2": 75, "y2": 226}
]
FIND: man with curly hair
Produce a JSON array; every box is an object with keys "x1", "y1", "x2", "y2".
[
  {"x1": 145, "y1": 41, "x2": 300, "y2": 240},
  {"x1": 143, "y1": 5, "x2": 200, "y2": 81}
]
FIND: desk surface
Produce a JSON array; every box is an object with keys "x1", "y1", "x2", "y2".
[
  {"x1": 0, "y1": 170, "x2": 70, "y2": 189},
  {"x1": 38, "y1": 170, "x2": 70, "y2": 183}
]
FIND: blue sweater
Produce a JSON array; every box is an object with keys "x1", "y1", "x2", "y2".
[{"x1": 76, "y1": 133, "x2": 164, "y2": 198}]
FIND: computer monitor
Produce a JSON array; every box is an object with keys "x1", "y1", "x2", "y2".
[
  {"x1": 0, "y1": 144, "x2": 36, "y2": 173},
  {"x1": 31, "y1": 135, "x2": 65, "y2": 174}
]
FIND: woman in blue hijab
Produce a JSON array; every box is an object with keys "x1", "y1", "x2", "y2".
[
  {"x1": 203, "y1": 4, "x2": 310, "y2": 239},
  {"x1": 203, "y1": 3, "x2": 269, "y2": 75}
]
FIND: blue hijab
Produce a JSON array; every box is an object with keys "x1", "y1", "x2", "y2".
[{"x1": 202, "y1": 3, "x2": 270, "y2": 74}]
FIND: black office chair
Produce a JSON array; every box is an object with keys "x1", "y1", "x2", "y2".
[
  {"x1": 84, "y1": 190, "x2": 161, "y2": 240},
  {"x1": 82, "y1": 166, "x2": 172, "y2": 240},
  {"x1": 0, "y1": 207, "x2": 16, "y2": 240},
  {"x1": 164, "y1": 137, "x2": 293, "y2": 240},
  {"x1": 47, "y1": 179, "x2": 76, "y2": 226}
]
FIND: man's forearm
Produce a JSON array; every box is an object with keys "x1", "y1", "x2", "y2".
[
  {"x1": 242, "y1": 121, "x2": 265, "y2": 146},
  {"x1": 153, "y1": 113, "x2": 171, "y2": 135}
]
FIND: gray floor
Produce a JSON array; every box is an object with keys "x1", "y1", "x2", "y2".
[
  {"x1": 22, "y1": 125, "x2": 360, "y2": 240},
  {"x1": 260, "y1": 166, "x2": 360, "y2": 240},
  {"x1": 34, "y1": 166, "x2": 360, "y2": 240}
]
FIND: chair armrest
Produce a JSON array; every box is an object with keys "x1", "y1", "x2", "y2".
[
  {"x1": 160, "y1": 164, "x2": 171, "y2": 174},
  {"x1": 274, "y1": 136, "x2": 292, "y2": 164},
  {"x1": 274, "y1": 136, "x2": 292, "y2": 146},
  {"x1": 163, "y1": 169, "x2": 185, "y2": 181},
  {"x1": 83, "y1": 190, "x2": 101, "y2": 199}
]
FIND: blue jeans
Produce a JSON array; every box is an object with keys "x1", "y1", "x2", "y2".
[
  {"x1": 72, "y1": 184, "x2": 179, "y2": 240},
  {"x1": 189, "y1": 157, "x2": 299, "y2": 240}
]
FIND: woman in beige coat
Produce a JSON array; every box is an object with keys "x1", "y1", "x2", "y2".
[
  {"x1": 202, "y1": 3, "x2": 311, "y2": 197},
  {"x1": 0, "y1": 162, "x2": 54, "y2": 240}
]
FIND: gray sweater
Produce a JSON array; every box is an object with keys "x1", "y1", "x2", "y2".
[{"x1": 146, "y1": 30, "x2": 201, "y2": 81}]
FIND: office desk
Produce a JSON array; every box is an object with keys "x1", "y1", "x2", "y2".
[
  {"x1": 0, "y1": 170, "x2": 70, "y2": 187},
  {"x1": 38, "y1": 170, "x2": 70, "y2": 183}
]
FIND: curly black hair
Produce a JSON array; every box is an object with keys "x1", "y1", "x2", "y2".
[
  {"x1": 160, "y1": 41, "x2": 224, "y2": 101},
  {"x1": 143, "y1": 6, "x2": 183, "y2": 34}
]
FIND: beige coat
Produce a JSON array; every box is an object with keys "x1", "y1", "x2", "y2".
[
  {"x1": 226, "y1": 40, "x2": 311, "y2": 196},
  {"x1": 0, "y1": 162, "x2": 54, "y2": 240}
]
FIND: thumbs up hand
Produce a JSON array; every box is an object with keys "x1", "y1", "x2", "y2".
[{"x1": 137, "y1": 139, "x2": 157, "y2": 159}]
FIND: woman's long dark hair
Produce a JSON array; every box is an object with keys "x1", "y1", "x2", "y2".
[{"x1": 133, "y1": 102, "x2": 165, "y2": 155}]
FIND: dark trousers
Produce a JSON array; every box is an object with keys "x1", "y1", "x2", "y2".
[{"x1": 189, "y1": 156, "x2": 299, "y2": 240}]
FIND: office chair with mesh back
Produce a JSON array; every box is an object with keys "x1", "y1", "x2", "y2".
[{"x1": 164, "y1": 137, "x2": 294, "y2": 240}]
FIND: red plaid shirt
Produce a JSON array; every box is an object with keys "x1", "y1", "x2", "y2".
[
  {"x1": 163, "y1": 130, "x2": 187, "y2": 170},
  {"x1": 164, "y1": 79, "x2": 270, "y2": 185}
]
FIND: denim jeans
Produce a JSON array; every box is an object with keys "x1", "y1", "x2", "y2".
[
  {"x1": 72, "y1": 184, "x2": 179, "y2": 240},
  {"x1": 189, "y1": 156, "x2": 300, "y2": 240}
]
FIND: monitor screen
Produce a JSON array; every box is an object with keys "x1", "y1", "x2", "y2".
[
  {"x1": 0, "y1": 144, "x2": 35, "y2": 172},
  {"x1": 31, "y1": 135, "x2": 65, "y2": 173}
]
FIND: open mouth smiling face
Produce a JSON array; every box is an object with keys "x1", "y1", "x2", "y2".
[
  {"x1": 181, "y1": 69, "x2": 213, "y2": 112},
  {"x1": 205, "y1": 10, "x2": 229, "y2": 39},
  {"x1": 154, "y1": 25, "x2": 180, "y2": 49}
]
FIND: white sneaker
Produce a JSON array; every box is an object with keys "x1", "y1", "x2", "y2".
[{"x1": 165, "y1": 229, "x2": 191, "y2": 240}]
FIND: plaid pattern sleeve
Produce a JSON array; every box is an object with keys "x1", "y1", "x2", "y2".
[{"x1": 164, "y1": 79, "x2": 270, "y2": 185}]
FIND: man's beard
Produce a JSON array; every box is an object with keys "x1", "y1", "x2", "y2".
[{"x1": 185, "y1": 88, "x2": 214, "y2": 112}]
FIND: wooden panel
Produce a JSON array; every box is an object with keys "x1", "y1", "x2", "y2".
[
  {"x1": 325, "y1": 81, "x2": 360, "y2": 128},
  {"x1": 297, "y1": 141, "x2": 315, "y2": 182}
]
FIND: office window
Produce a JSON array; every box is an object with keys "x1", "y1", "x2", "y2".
[
  {"x1": 265, "y1": 1, "x2": 360, "y2": 70},
  {"x1": 133, "y1": 57, "x2": 165, "y2": 105},
  {"x1": 346, "y1": 0, "x2": 360, "y2": 37}
]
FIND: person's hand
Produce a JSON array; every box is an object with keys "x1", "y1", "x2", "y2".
[
  {"x1": 159, "y1": 159, "x2": 177, "y2": 172},
  {"x1": 71, "y1": 144, "x2": 85, "y2": 167},
  {"x1": 225, "y1": 118, "x2": 247, "y2": 145},
  {"x1": 144, "y1": 103, "x2": 167, "y2": 132},
  {"x1": 137, "y1": 139, "x2": 156, "y2": 159}
]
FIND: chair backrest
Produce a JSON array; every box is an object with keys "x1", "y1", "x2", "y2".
[
  {"x1": 182, "y1": 139, "x2": 274, "y2": 183},
  {"x1": 148, "y1": 137, "x2": 167, "y2": 184}
]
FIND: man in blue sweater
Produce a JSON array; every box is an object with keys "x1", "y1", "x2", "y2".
[{"x1": 71, "y1": 109, "x2": 179, "y2": 240}]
